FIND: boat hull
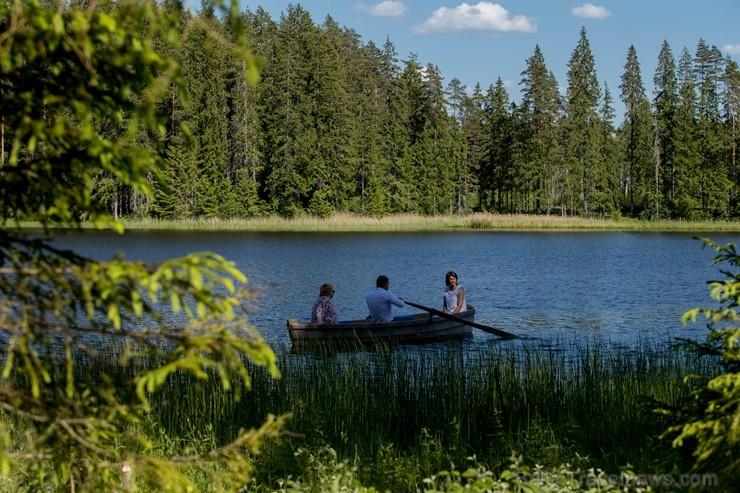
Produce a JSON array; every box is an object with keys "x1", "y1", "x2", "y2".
[{"x1": 287, "y1": 306, "x2": 475, "y2": 344}]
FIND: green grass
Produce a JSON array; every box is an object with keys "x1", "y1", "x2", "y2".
[
  {"x1": 1, "y1": 337, "x2": 721, "y2": 491},
  {"x1": 132, "y1": 338, "x2": 713, "y2": 491}
]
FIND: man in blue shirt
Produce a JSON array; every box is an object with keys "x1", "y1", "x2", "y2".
[{"x1": 366, "y1": 275, "x2": 405, "y2": 323}]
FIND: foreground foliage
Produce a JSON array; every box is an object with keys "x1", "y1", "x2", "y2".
[
  {"x1": 0, "y1": 1, "x2": 283, "y2": 491},
  {"x1": 662, "y1": 239, "x2": 740, "y2": 483}
]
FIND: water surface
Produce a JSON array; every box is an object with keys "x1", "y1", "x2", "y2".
[{"x1": 45, "y1": 229, "x2": 740, "y2": 351}]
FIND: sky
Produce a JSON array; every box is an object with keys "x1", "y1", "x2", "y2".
[{"x1": 233, "y1": 1, "x2": 739, "y2": 117}]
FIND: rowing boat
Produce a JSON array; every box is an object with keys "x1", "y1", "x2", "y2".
[{"x1": 286, "y1": 305, "x2": 475, "y2": 344}]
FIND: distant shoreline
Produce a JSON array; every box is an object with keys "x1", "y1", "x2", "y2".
[{"x1": 102, "y1": 212, "x2": 740, "y2": 233}]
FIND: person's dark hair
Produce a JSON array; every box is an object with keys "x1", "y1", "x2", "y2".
[
  {"x1": 376, "y1": 275, "x2": 389, "y2": 288},
  {"x1": 319, "y1": 283, "x2": 334, "y2": 296},
  {"x1": 445, "y1": 271, "x2": 458, "y2": 287}
]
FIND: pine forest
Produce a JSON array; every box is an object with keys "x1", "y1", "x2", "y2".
[{"x1": 47, "y1": 2, "x2": 740, "y2": 221}]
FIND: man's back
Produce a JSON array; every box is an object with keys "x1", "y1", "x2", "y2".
[{"x1": 366, "y1": 284, "x2": 404, "y2": 323}]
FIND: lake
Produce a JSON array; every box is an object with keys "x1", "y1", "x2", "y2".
[{"x1": 47, "y1": 229, "x2": 740, "y2": 351}]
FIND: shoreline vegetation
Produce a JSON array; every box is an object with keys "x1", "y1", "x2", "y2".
[
  {"x1": 108, "y1": 212, "x2": 740, "y2": 232},
  {"x1": 65, "y1": 339, "x2": 718, "y2": 492}
]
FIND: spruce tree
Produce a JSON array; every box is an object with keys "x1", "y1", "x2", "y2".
[
  {"x1": 694, "y1": 40, "x2": 728, "y2": 216},
  {"x1": 563, "y1": 27, "x2": 603, "y2": 215},
  {"x1": 413, "y1": 63, "x2": 459, "y2": 214},
  {"x1": 721, "y1": 55, "x2": 740, "y2": 214},
  {"x1": 353, "y1": 41, "x2": 389, "y2": 216},
  {"x1": 674, "y1": 47, "x2": 703, "y2": 218},
  {"x1": 519, "y1": 45, "x2": 560, "y2": 213},
  {"x1": 454, "y1": 82, "x2": 486, "y2": 213},
  {"x1": 259, "y1": 4, "x2": 317, "y2": 216},
  {"x1": 619, "y1": 45, "x2": 655, "y2": 217},
  {"x1": 653, "y1": 40, "x2": 679, "y2": 216},
  {"x1": 597, "y1": 82, "x2": 620, "y2": 216},
  {"x1": 227, "y1": 12, "x2": 265, "y2": 217},
  {"x1": 481, "y1": 79, "x2": 514, "y2": 212},
  {"x1": 179, "y1": 4, "x2": 233, "y2": 217}
]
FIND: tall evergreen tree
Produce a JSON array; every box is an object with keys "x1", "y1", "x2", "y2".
[
  {"x1": 226, "y1": 10, "x2": 265, "y2": 217},
  {"x1": 260, "y1": 4, "x2": 317, "y2": 216},
  {"x1": 414, "y1": 63, "x2": 459, "y2": 214},
  {"x1": 446, "y1": 77, "x2": 467, "y2": 122},
  {"x1": 597, "y1": 82, "x2": 620, "y2": 215},
  {"x1": 354, "y1": 41, "x2": 390, "y2": 216},
  {"x1": 674, "y1": 47, "x2": 703, "y2": 218},
  {"x1": 145, "y1": 0, "x2": 193, "y2": 219},
  {"x1": 245, "y1": 7, "x2": 279, "y2": 213},
  {"x1": 364, "y1": 38, "x2": 409, "y2": 216},
  {"x1": 480, "y1": 78, "x2": 514, "y2": 212},
  {"x1": 563, "y1": 27, "x2": 603, "y2": 215},
  {"x1": 455, "y1": 82, "x2": 485, "y2": 213},
  {"x1": 184, "y1": 4, "x2": 234, "y2": 217},
  {"x1": 694, "y1": 40, "x2": 729, "y2": 216},
  {"x1": 619, "y1": 45, "x2": 655, "y2": 216},
  {"x1": 306, "y1": 16, "x2": 359, "y2": 216},
  {"x1": 519, "y1": 45, "x2": 560, "y2": 213},
  {"x1": 653, "y1": 40, "x2": 679, "y2": 215},
  {"x1": 721, "y1": 55, "x2": 740, "y2": 214},
  {"x1": 393, "y1": 53, "x2": 427, "y2": 212}
]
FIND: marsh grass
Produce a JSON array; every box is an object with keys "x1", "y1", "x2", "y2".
[
  {"x1": 101, "y1": 212, "x2": 740, "y2": 232},
  {"x1": 3, "y1": 338, "x2": 716, "y2": 491},
  {"x1": 76, "y1": 338, "x2": 715, "y2": 491}
]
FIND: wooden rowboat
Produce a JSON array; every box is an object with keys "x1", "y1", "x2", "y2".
[{"x1": 287, "y1": 305, "x2": 476, "y2": 345}]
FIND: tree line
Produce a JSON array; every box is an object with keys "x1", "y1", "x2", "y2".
[{"x1": 21, "y1": 1, "x2": 740, "y2": 221}]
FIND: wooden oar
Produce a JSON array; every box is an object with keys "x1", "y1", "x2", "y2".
[{"x1": 405, "y1": 300, "x2": 519, "y2": 340}]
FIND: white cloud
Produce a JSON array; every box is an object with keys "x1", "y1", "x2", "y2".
[
  {"x1": 725, "y1": 43, "x2": 740, "y2": 55},
  {"x1": 572, "y1": 3, "x2": 611, "y2": 19},
  {"x1": 355, "y1": 1, "x2": 408, "y2": 18},
  {"x1": 413, "y1": 2, "x2": 536, "y2": 34}
]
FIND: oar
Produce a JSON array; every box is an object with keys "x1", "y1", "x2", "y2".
[{"x1": 405, "y1": 300, "x2": 519, "y2": 340}]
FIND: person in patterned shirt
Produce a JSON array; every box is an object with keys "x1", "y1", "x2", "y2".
[{"x1": 311, "y1": 283, "x2": 338, "y2": 325}]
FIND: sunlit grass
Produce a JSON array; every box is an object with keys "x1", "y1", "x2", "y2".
[
  {"x1": 14, "y1": 212, "x2": 739, "y2": 232},
  {"x1": 112, "y1": 212, "x2": 740, "y2": 232}
]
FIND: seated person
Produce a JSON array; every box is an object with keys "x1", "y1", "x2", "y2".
[
  {"x1": 365, "y1": 275, "x2": 405, "y2": 323},
  {"x1": 442, "y1": 270, "x2": 468, "y2": 314},
  {"x1": 311, "y1": 283, "x2": 338, "y2": 325}
]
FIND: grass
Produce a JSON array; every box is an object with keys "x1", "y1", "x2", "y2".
[
  {"x1": 134, "y1": 338, "x2": 713, "y2": 491},
  {"x1": 1, "y1": 337, "x2": 722, "y2": 491},
  {"x1": 108, "y1": 212, "x2": 740, "y2": 232}
]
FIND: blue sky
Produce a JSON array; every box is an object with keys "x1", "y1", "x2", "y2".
[{"x1": 236, "y1": 1, "x2": 739, "y2": 117}]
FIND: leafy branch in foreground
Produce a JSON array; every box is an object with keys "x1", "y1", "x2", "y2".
[
  {"x1": 0, "y1": 1, "x2": 284, "y2": 491},
  {"x1": 660, "y1": 238, "x2": 740, "y2": 484}
]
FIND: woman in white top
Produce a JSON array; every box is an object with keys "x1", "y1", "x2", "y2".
[{"x1": 442, "y1": 271, "x2": 468, "y2": 313}]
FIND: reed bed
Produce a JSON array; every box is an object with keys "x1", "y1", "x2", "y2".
[
  {"x1": 134, "y1": 338, "x2": 715, "y2": 490},
  {"x1": 103, "y1": 212, "x2": 740, "y2": 232},
  {"x1": 4, "y1": 338, "x2": 716, "y2": 491}
]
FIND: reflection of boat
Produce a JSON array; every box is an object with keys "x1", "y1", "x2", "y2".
[{"x1": 286, "y1": 305, "x2": 475, "y2": 344}]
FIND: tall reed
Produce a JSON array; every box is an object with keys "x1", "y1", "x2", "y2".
[
  {"x1": 134, "y1": 338, "x2": 715, "y2": 486},
  {"x1": 8, "y1": 337, "x2": 714, "y2": 490}
]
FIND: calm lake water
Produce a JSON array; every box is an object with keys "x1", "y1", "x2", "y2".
[{"x1": 47, "y1": 229, "x2": 740, "y2": 351}]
